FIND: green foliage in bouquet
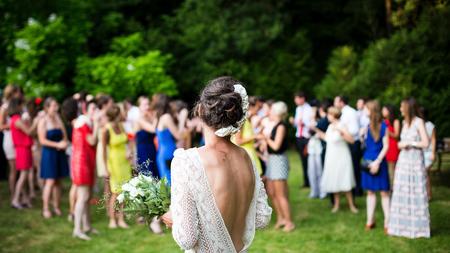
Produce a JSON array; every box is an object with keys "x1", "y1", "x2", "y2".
[{"x1": 117, "y1": 174, "x2": 171, "y2": 222}]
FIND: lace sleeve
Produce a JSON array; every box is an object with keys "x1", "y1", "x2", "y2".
[
  {"x1": 255, "y1": 177, "x2": 272, "y2": 229},
  {"x1": 170, "y1": 149, "x2": 199, "y2": 250}
]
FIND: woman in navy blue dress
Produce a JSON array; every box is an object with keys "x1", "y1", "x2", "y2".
[
  {"x1": 361, "y1": 100, "x2": 390, "y2": 232},
  {"x1": 38, "y1": 98, "x2": 69, "y2": 219},
  {"x1": 134, "y1": 96, "x2": 158, "y2": 177}
]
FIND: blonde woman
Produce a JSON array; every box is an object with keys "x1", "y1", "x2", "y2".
[{"x1": 259, "y1": 101, "x2": 295, "y2": 232}]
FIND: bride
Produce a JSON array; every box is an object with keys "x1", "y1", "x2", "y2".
[{"x1": 161, "y1": 76, "x2": 272, "y2": 252}]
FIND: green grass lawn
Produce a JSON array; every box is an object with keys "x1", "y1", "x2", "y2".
[{"x1": 1, "y1": 150, "x2": 449, "y2": 253}]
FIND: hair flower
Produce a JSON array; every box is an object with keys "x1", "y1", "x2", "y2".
[{"x1": 214, "y1": 84, "x2": 249, "y2": 137}]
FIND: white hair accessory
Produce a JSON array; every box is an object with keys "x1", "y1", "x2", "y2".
[{"x1": 214, "y1": 84, "x2": 249, "y2": 137}]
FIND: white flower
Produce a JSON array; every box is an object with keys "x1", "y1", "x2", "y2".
[
  {"x1": 136, "y1": 188, "x2": 145, "y2": 197},
  {"x1": 129, "y1": 187, "x2": 140, "y2": 198},
  {"x1": 27, "y1": 18, "x2": 38, "y2": 26},
  {"x1": 48, "y1": 14, "x2": 57, "y2": 22},
  {"x1": 122, "y1": 182, "x2": 134, "y2": 192},
  {"x1": 14, "y1": 39, "x2": 30, "y2": 50},
  {"x1": 117, "y1": 193, "x2": 125, "y2": 203},
  {"x1": 127, "y1": 64, "x2": 135, "y2": 71},
  {"x1": 129, "y1": 177, "x2": 140, "y2": 187},
  {"x1": 143, "y1": 175, "x2": 153, "y2": 183}
]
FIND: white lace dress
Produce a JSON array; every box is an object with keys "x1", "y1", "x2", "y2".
[{"x1": 170, "y1": 148, "x2": 272, "y2": 253}]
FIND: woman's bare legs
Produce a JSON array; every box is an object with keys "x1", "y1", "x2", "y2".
[
  {"x1": 73, "y1": 186, "x2": 91, "y2": 240},
  {"x1": 274, "y1": 180, "x2": 295, "y2": 231},
  {"x1": 42, "y1": 179, "x2": 55, "y2": 218},
  {"x1": 388, "y1": 162, "x2": 395, "y2": 190},
  {"x1": 117, "y1": 202, "x2": 129, "y2": 229},
  {"x1": 8, "y1": 159, "x2": 16, "y2": 201},
  {"x1": 52, "y1": 179, "x2": 62, "y2": 216},
  {"x1": 104, "y1": 177, "x2": 111, "y2": 217},
  {"x1": 27, "y1": 169, "x2": 36, "y2": 199},
  {"x1": 345, "y1": 191, "x2": 358, "y2": 213},
  {"x1": 68, "y1": 184, "x2": 77, "y2": 221},
  {"x1": 332, "y1": 193, "x2": 340, "y2": 213},
  {"x1": 380, "y1": 191, "x2": 390, "y2": 228},
  {"x1": 108, "y1": 193, "x2": 118, "y2": 228},
  {"x1": 267, "y1": 180, "x2": 284, "y2": 229},
  {"x1": 12, "y1": 170, "x2": 30, "y2": 208},
  {"x1": 366, "y1": 191, "x2": 376, "y2": 225}
]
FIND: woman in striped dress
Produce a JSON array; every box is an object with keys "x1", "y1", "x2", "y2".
[{"x1": 388, "y1": 98, "x2": 430, "y2": 239}]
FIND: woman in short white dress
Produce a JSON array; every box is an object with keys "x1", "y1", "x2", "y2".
[
  {"x1": 317, "y1": 107, "x2": 358, "y2": 213},
  {"x1": 1, "y1": 85, "x2": 22, "y2": 199}
]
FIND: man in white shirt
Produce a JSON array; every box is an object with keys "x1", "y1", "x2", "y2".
[
  {"x1": 334, "y1": 95, "x2": 363, "y2": 196},
  {"x1": 290, "y1": 92, "x2": 312, "y2": 188},
  {"x1": 356, "y1": 98, "x2": 370, "y2": 134}
]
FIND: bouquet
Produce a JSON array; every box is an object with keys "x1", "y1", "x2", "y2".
[{"x1": 117, "y1": 174, "x2": 171, "y2": 222}]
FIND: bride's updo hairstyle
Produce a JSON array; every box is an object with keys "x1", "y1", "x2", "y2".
[{"x1": 194, "y1": 76, "x2": 244, "y2": 132}]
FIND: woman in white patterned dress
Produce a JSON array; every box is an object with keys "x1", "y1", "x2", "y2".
[
  {"x1": 161, "y1": 77, "x2": 272, "y2": 252},
  {"x1": 388, "y1": 98, "x2": 430, "y2": 239}
]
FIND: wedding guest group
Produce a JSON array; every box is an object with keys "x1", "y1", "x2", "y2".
[{"x1": 0, "y1": 81, "x2": 437, "y2": 241}]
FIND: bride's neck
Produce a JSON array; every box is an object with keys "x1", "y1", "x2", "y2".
[{"x1": 203, "y1": 126, "x2": 232, "y2": 148}]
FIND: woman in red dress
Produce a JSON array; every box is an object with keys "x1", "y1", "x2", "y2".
[
  {"x1": 382, "y1": 105, "x2": 400, "y2": 187},
  {"x1": 9, "y1": 98, "x2": 41, "y2": 209},
  {"x1": 70, "y1": 100, "x2": 99, "y2": 240}
]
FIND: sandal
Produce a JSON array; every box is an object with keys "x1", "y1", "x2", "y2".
[
  {"x1": 274, "y1": 221, "x2": 286, "y2": 230},
  {"x1": 283, "y1": 223, "x2": 296, "y2": 232}
]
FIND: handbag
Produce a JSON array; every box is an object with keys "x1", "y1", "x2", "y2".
[{"x1": 361, "y1": 159, "x2": 380, "y2": 176}]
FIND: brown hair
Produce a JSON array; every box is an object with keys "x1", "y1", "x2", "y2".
[
  {"x1": 327, "y1": 106, "x2": 342, "y2": 119},
  {"x1": 194, "y1": 76, "x2": 244, "y2": 131},
  {"x1": 44, "y1": 97, "x2": 57, "y2": 112},
  {"x1": 401, "y1": 97, "x2": 418, "y2": 126},
  {"x1": 366, "y1": 100, "x2": 382, "y2": 142},
  {"x1": 7, "y1": 98, "x2": 23, "y2": 116},
  {"x1": 3, "y1": 84, "x2": 20, "y2": 101},
  {"x1": 97, "y1": 95, "x2": 112, "y2": 110},
  {"x1": 106, "y1": 104, "x2": 121, "y2": 122},
  {"x1": 151, "y1": 93, "x2": 171, "y2": 119}
]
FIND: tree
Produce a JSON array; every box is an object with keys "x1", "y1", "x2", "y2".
[
  {"x1": 5, "y1": 15, "x2": 90, "y2": 98},
  {"x1": 75, "y1": 50, "x2": 177, "y2": 101}
]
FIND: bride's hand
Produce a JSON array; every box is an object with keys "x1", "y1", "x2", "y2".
[{"x1": 161, "y1": 211, "x2": 173, "y2": 228}]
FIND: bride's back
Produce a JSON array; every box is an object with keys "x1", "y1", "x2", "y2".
[{"x1": 198, "y1": 143, "x2": 255, "y2": 252}]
